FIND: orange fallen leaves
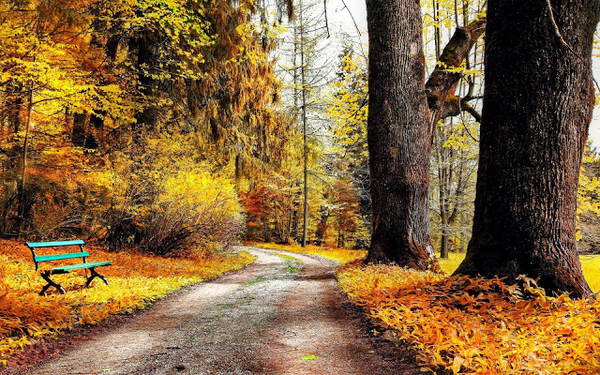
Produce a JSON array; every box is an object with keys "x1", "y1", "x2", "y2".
[
  {"x1": 0, "y1": 240, "x2": 253, "y2": 365},
  {"x1": 337, "y1": 262, "x2": 600, "y2": 374}
]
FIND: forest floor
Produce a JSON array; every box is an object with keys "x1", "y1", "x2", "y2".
[{"x1": 2, "y1": 247, "x2": 420, "y2": 375}]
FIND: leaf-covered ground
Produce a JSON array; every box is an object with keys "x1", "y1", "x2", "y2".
[
  {"x1": 0, "y1": 240, "x2": 252, "y2": 365},
  {"x1": 338, "y1": 262, "x2": 600, "y2": 374}
]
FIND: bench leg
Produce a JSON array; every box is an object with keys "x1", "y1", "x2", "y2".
[
  {"x1": 39, "y1": 271, "x2": 66, "y2": 296},
  {"x1": 84, "y1": 268, "x2": 109, "y2": 288}
]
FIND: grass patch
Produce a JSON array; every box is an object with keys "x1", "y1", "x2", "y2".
[
  {"x1": 260, "y1": 249, "x2": 302, "y2": 273},
  {"x1": 272, "y1": 252, "x2": 299, "y2": 261},
  {"x1": 286, "y1": 264, "x2": 300, "y2": 273},
  {"x1": 0, "y1": 240, "x2": 253, "y2": 365},
  {"x1": 579, "y1": 255, "x2": 600, "y2": 292},
  {"x1": 243, "y1": 277, "x2": 265, "y2": 286},
  {"x1": 437, "y1": 252, "x2": 466, "y2": 275}
]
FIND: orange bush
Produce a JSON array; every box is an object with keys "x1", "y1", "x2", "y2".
[{"x1": 338, "y1": 262, "x2": 600, "y2": 374}]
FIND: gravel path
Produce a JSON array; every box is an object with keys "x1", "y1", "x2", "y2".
[{"x1": 12, "y1": 247, "x2": 420, "y2": 375}]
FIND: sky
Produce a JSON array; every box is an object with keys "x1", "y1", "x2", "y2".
[{"x1": 327, "y1": 0, "x2": 600, "y2": 150}]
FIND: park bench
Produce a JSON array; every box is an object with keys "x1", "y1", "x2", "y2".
[{"x1": 26, "y1": 240, "x2": 112, "y2": 296}]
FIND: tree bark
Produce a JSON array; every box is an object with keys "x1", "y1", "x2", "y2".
[
  {"x1": 454, "y1": 0, "x2": 599, "y2": 298},
  {"x1": 365, "y1": 0, "x2": 438, "y2": 270}
]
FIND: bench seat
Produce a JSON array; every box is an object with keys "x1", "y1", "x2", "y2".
[
  {"x1": 26, "y1": 240, "x2": 112, "y2": 295},
  {"x1": 51, "y1": 261, "x2": 113, "y2": 273}
]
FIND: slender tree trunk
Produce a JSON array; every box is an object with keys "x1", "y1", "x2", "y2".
[
  {"x1": 282, "y1": 182, "x2": 296, "y2": 244},
  {"x1": 17, "y1": 87, "x2": 34, "y2": 237},
  {"x1": 291, "y1": 205, "x2": 299, "y2": 241},
  {"x1": 263, "y1": 219, "x2": 270, "y2": 243},
  {"x1": 437, "y1": 124, "x2": 450, "y2": 259},
  {"x1": 300, "y1": 3, "x2": 309, "y2": 248},
  {"x1": 7, "y1": 82, "x2": 23, "y2": 134},
  {"x1": 365, "y1": 0, "x2": 438, "y2": 270},
  {"x1": 454, "y1": 0, "x2": 599, "y2": 298}
]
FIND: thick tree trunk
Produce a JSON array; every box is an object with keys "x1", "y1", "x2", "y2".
[
  {"x1": 365, "y1": 0, "x2": 438, "y2": 270},
  {"x1": 454, "y1": 0, "x2": 599, "y2": 298}
]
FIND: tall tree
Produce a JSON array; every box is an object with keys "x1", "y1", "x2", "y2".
[
  {"x1": 365, "y1": 0, "x2": 485, "y2": 268},
  {"x1": 275, "y1": 0, "x2": 330, "y2": 246},
  {"x1": 365, "y1": 0, "x2": 438, "y2": 269},
  {"x1": 454, "y1": 0, "x2": 599, "y2": 298},
  {"x1": 299, "y1": 0, "x2": 310, "y2": 247},
  {"x1": 425, "y1": 0, "x2": 484, "y2": 259}
]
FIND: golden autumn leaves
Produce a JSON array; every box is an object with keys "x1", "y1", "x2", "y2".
[{"x1": 338, "y1": 262, "x2": 600, "y2": 374}]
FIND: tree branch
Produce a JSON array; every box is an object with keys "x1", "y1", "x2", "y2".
[{"x1": 425, "y1": 18, "x2": 486, "y2": 136}]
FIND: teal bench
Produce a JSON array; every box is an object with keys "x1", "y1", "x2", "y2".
[{"x1": 26, "y1": 240, "x2": 112, "y2": 296}]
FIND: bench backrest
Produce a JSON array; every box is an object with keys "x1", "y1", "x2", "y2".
[{"x1": 26, "y1": 240, "x2": 88, "y2": 271}]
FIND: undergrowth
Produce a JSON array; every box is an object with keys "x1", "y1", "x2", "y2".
[
  {"x1": 338, "y1": 262, "x2": 600, "y2": 374},
  {"x1": 0, "y1": 240, "x2": 252, "y2": 366}
]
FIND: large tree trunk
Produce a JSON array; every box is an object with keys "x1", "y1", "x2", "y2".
[
  {"x1": 365, "y1": 0, "x2": 438, "y2": 270},
  {"x1": 454, "y1": 0, "x2": 599, "y2": 298}
]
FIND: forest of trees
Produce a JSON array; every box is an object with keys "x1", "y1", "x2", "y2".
[
  {"x1": 0, "y1": 0, "x2": 599, "y2": 294},
  {"x1": 0, "y1": 0, "x2": 371, "y2": 255},
  {"x1": 5, "y1": 1, "x2": 600, "y2": 373}
]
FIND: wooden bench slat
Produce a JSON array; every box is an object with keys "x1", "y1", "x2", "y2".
[
  {"x1": 27, "y1": 240, "x2": 85, "y2": 248},
  {"x1": 35, "y1": 252, "x2": 90, "y2": 263},
  {"x1": 51, "y1": 261, "x2": 112, "y2": 273}
]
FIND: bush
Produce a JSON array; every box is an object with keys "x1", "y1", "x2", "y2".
[{"x1": 104, "y1": 165, "x2": 244, "y2": 257}]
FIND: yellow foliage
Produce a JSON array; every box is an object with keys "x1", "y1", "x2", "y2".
[
  {"x1": 437, "y1": 252, "x2": 466, "y2": 275},
  {"x1": 160, "y1": 168, "x2": 241, "y2": 220},
  {"x1": 338, "y1": 260, "x2": 600, "y2": 374},
  {"x1": 326, "y1": 53, "x2": 368, "y2": 159},
  {"x1": 0, "y1": 240, "x2": 252, "y2": 364}
]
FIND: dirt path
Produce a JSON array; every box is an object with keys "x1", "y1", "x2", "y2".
[{"x1": 9, "y1": 247, "x2": 420, "y2": 375}]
